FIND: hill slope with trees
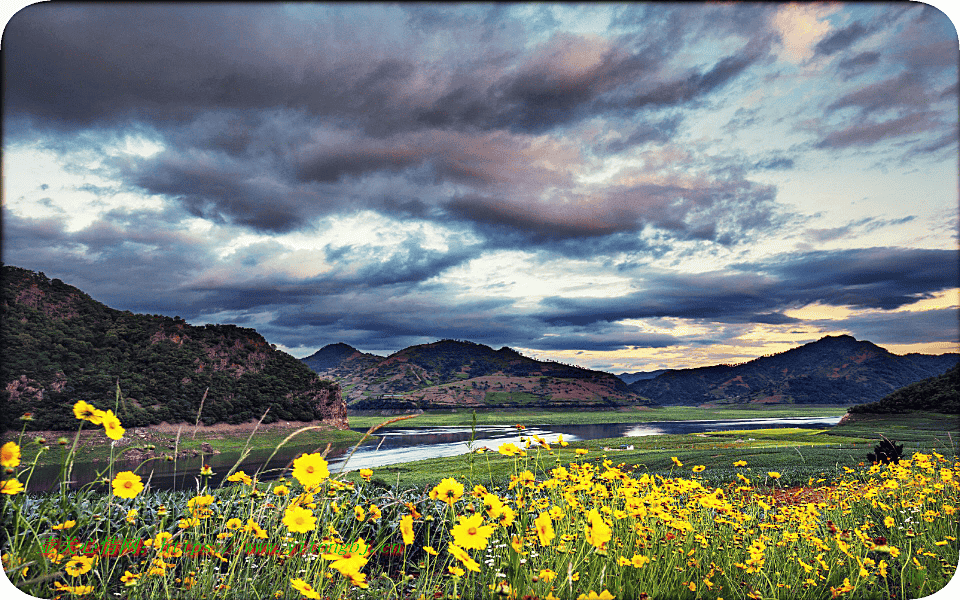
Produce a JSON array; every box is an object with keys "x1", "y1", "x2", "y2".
[
  {"x1": 301, "y1": 339, "x2": 643, "y2": 409},
  {"x1": 1, "y1": 265, "x2": 346, "y2": 431},
  {"x1": 847, "y1": 363, "x2": 959, "y2": 414}
]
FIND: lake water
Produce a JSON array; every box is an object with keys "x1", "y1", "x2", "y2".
[{"x1": 25, "y1": 415, "x2": 842, "y2": 491}]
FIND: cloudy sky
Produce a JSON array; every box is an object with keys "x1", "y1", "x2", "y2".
[{"x1": 3, "y1": 3, "x2": 958, "y2": 372}]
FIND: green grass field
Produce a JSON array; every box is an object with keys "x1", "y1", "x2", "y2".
[{"x1": 346, "y1": 404, "x2": 848, "y2": 429}]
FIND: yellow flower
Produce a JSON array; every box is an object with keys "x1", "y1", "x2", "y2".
[
  {"x1": 734, "y1": 460, "x2": 748, "y2": 467},
  {"x1": 347, "y1": 571, "x2": 369, "y2": 588},
  {"x1": 120, "y1": 570, "x2": 141, "y2": 584},
  {"x1": 631, "y1": 554, "x2": 650, "y2": 568},
  {"x1": 430, "y1": 478, "x2": 464, "y2": 507},
  {"x1": 1, "y1": 479, "x2": 24, "y2": 495},
  {"x1": 768, "y1": 471, "x2": 782, "y2": 479},
  {"x1": 399, "y1": 514, "x2": 416, "y2": 545},
  {"x1": 54, "y1": 582, "x2": 95, "y2": 595},
  {"x1": 498, "y1": 505, "x2": 516, "y2": 527},
  {"x1": 226, "y1": 471, "x2": 253, "y2": 485},
  {"x1": 577, "y1": 591, "x2": 615, "y2": 600},
  {"x1": 291, "y1": 578, "x2": 321, "y2": 599},
  {"x1": 448, "y1": 565, "x2": 465, "y2": 577},
  {"x1": 447, "y1": 542, "x2": 480, "y2": 572},
  {"x1": 187, "y1": 494, "x2": 215, "y2": 518},
  {"x1": 884, "y1": 516, "x2": 895, "y2": 528},
  {"x1": 283, "y1": 505, "x2": 317, "y2": 533},
  {"x1": 65, "y1": 555, "x2": 96, "y2": 577},
  {"x1": 423, "y1": 545, "x2": 438, "y2": 555},
  {"x1": 692, "y1": 465, "x2": 706, "y2": 473},
  {"x1": 52, "y1": 520, "x2": 76, "y2": 530},
  {"x1": 292, "y1": 453, "x2": 330, "y2": 488},
  {"x1": 225, "y1": 517, "x2": 243, "y2": 530},
  {"x1": 575, "y1": 448, "x2": 589, "y2": 456},
  {"x1": 498, "y1": 442, "x2": 522, "y2": 456},
  {"x1": 354, "y1": 505, "x2": 365, "y2": 521},
  {"x1": 101, "y1": 410, "x2": 124, "y2": 440},
  {"x1": 72, "y1": 401, "x2": 102, "y2": 424},
  {"x1": 358, "y1": 468, "x2": 373, "y2": 481},
  {"x1": 273, "y1": 484, "x2": 290, "y2": 496},
  {"x1": 368, "y1": 504, "x2": 382, "y2": 520},
  {"x1": 125, "y1": 509, "x2": 137, "y2": 523},
  {"x1": 539, "y1": 568, "x2": 557, "y2": 582},
  {"x1": 558, "y1": 434, "x2": 569, "y2": 447},
  {"x1": 483, "y1": 493, "x2": 504, "y2": 519},
  {"x1": 535, "y1": 512, "x2": 555, "y2": 546},
  {"x1": 450, "y1": 513, "x2": 494, "y2": 550},
  {"x1": 1, "y1": 442, "x2": 21, "y2": 468},
  {"x1": 324, "y1": 539, "x2": 369, "y2": 576},
  {"x1": 586, "y1": 509, "x2": 612, "y2": 550},
  {"x1": 671, "y1": 456, "x2": 683, "y2": 467},
  {"x1": 112, "y1": 471, "x2": 144, "y2": 499},
  {"x1": 244, "y1": 519, "x2": 268, "y2": 539}
]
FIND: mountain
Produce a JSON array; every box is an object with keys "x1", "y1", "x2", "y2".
[
  {"x1": 616, "y1": 370, "x2": 668, "y2": 385},
  {"x1": 848, "y1": 363, "x2": 959, "y2": 414},
  {"x1": 1, "y1": 265, "x2": 347, "y2": 432},
  {"x1": 301, "y1": 343, "x2": 382, "y2": 377},
  {"x1": 628, "y1": 335, "x2": 959, "y2": 406},
  {"x1": 302, "y1": 339, "x2": 644, "y2": 409}
]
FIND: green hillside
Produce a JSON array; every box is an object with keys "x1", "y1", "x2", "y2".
[
  {"x1": 848, "y1": 363, "x2": 959, "y2": 414},
  {"x1": 1, "y1": 265, "x2": 345, "y2": 431}
]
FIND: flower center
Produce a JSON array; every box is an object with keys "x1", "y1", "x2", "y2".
[{"x1": 467, "y1": 527, "x2": 477, "y2": 535}]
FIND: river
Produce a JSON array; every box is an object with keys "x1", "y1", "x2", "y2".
[{"x1": 25, "y1": 415, "x2": 842, "y2": 491}]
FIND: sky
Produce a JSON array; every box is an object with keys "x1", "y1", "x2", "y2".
[{"x1": 2, "y1": 2, "x2": 959, "y2": 373}]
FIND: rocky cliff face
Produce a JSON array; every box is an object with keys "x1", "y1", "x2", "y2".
[{"x1": 301, "y1": 379, "x2": 348, "y2": 429}]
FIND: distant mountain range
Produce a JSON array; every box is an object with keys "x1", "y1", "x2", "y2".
[
  {"x1": 1, "y1": 265, "x2": 347, "y2": 432},
  {"x1": 303, "y1": 335, "x2": 958, "y2": 410},
  {"x1": 616, "y1": 370, "x2": 668, "y2": 385},
  {"x1": 301, "y1": 339, "x2": 641, "y2": 410},
  {"x1": 627, "y1": 335, "x2": 958, "y2": 407}
]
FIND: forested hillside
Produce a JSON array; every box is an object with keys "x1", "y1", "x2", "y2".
[
  {"x1": 1, "y1": 265, "x2": 346, "y2": 431},
  {"x1": 848, "y1": 363, "x2": 959, "y2": 414}
]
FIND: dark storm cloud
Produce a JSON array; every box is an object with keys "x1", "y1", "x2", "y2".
[
  {"x1": 4, "y1": 3, "x2": 778, "y2": 245},
  {"x1": 529, "y1": 331, "x2": 680, "y2": 351},
  {"x1": 539, "y1": 247, "x2": 958, "y2": 326},
  {"x1": 447, "y1": 177, "x2": 778, "y2": 245}
]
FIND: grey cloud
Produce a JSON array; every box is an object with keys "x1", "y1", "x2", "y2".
[
  {"x1": 810, "y1": 307, "x2": 959, "y2": 346},
  {"x1": 815, "y1": 112, "x2": 936, "y2": 149},
  {"x1": 539, "y1": 247, "x2": 958, "y2": 327},
  {"x1": 837, "y1": 51, "x2": 881, "y2": 78},
  {"x1": 814, "y1": 22, "x2": 872, "y2": 56},
  {"x1": 826, "y1": 71, "x2": 930, "y2": 115}
]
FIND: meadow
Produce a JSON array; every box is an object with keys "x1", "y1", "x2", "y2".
[{"x1": 1, "y1": 402, "x2": 957, "y2": 600}]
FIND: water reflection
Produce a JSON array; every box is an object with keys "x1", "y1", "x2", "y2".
[{"x1": 26, "y1": 416, "x2": 841, "y2": 491}]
